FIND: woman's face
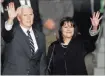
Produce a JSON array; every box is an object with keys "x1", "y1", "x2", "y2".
[{"x1": 62, "y1": 21, "x2": 74, "y2": 39}]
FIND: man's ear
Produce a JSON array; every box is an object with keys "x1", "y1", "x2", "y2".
[
  {"x1": 16, "y1": 7, "x2": 21, "y2": 22},
  {"x1": 17, "y1": 15, "x2": 21, "y2": 22}
]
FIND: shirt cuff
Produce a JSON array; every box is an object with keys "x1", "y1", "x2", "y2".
[
  {"x1": 5, "y1": 21, "x2": 13, "y2": 31},
  {"x1": 89, "y1": 25, "x2": 100, "y2": 36}
]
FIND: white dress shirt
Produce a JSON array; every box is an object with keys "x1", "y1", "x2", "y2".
[
  {"x1": 5, "y1": 24, "x2": 38, "y2": 52},
  {"x1": 19, "y1": 0, "x2": 31, "y2": 7}
]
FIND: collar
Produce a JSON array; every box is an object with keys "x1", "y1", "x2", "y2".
[{"x1": 20, "y1": 25, "x2": 33, "y2": 35}]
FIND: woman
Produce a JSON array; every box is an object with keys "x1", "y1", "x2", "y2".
[{"x1": 47, "y1": 12, "x2": 102, "y2": 75}]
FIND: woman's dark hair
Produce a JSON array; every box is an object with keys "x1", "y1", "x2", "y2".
[{"x1": 58, "y1": 17, "x2": 78, "y2": 43}]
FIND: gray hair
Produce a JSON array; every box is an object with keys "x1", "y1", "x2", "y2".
[
  {"x1": 17, "y1": 5, "x2": 33, "y2": 16},
  {"x1": 18, "y1": 5, "x2": 32, "y2": 9}
]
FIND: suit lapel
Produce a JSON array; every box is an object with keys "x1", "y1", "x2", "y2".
[
  {"x1": 30, "y1": 28, "x2": 43, "y2": 59},
  {"x1": 16, "y1": 25, "x2": 42, "y2": 59},
  {"x1": 16, "y1": 26, "x2": 32, "y2": 58},
  {"x1": 32, "y1": 28, "x2": 41, "y2": 51}
]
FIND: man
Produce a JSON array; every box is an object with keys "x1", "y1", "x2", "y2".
[
  {"x1": 2, "y1": 4, "x2": 46, "y2": 75},
  {"x1": 4, "y1": 0, "x2": 42, "y2": 32},
  {"x1": 39, "y1": 0, "x2": 74, "y2": 53}
]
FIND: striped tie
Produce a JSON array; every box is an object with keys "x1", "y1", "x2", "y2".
[{"x1": 27, "y1": 30, "x2": 35, "y2": 53}]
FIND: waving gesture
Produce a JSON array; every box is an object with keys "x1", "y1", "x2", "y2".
[
  {"x1": 90, "y1": 11, "x2": 103, "y2": 30},
  {"x1": 7, "y1": 2, "x2": 17, "y2": 21}
]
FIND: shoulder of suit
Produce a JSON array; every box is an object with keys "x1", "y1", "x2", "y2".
[
  {"x1": 33, "y1": 29, "x2": 45, "y2": 36},
  {"x1": 12, "y1": 24, "x2": 19, "y2": 31}
]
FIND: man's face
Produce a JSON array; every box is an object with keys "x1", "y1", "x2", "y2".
[{"x1": 18, "y1": 7, "x2": 34, "y2": 28}]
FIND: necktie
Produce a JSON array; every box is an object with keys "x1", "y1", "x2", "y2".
[
  {"x1": 27, "y1": 30, "x2": 35, "y2": 54},
  {"x1": 25, "y1": 0, "x2": 28, "y2": 5}
]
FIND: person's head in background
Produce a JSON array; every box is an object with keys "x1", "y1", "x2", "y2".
[
  {"x1": 59, "y1": 17, "x2": 78, "y2": 44},
  {"x1": 17, "y1": 5, "x2": 34, "y2": 30},
  {"x1": 44, "y1": 18, "x2": 56, "y2": 30}
]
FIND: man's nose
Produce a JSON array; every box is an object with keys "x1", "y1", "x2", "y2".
[{"x1": 27, "y1": 15, "x2": 31, "y2": 19}]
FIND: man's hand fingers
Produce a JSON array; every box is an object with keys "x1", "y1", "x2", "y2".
[
  {"x1": 12, "y1": 2, "x2": 15, "y2": 9},
  {"x1": 93, "y1": 12, "x2": 96, "y2": 18},
  {"x1": 96, "y1": 11, "x2": 100, "y2": 18},
  {"x1": 8, "y1": 3, "x2": 11, "y2": 10},
  {"x1": 6, "y1": 6, "x2": 9, "y2": 11},
  {"x1": 10, "y1": 2, "x2": 13, "y2": 9},
  {"x1": 90, "y1": 17, "x2": 93, "y2": 23}
]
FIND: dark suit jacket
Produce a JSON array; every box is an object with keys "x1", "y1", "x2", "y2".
[
  {"x1": 2, "y1": 24, "x2": 46, "y2": 75},
  {"x1": 4, "y1": 0, "x2": 42, "y2": 32}
]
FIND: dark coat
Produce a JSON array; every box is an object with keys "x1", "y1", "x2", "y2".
[
  {"x1": 47, "y1": 35, "x2": 97, "y2": 75},
  {"x1": 2, "y1": 24, "x2": 46, "y2": 75}
]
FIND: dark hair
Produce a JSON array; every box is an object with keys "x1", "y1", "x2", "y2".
[{"x1": 58, "y1": 17, "x2": 78, "y2": 43}]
